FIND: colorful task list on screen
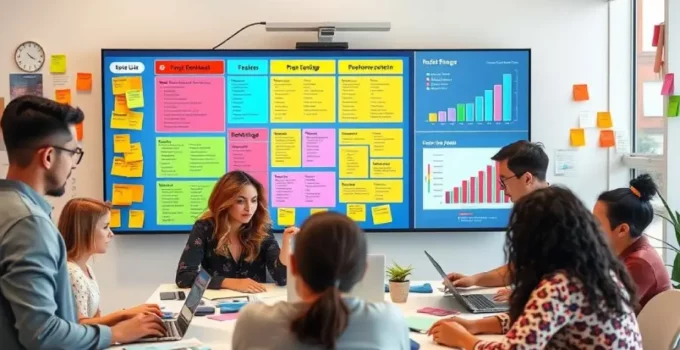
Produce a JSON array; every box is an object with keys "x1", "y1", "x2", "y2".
[{"x1": 103, "y1": 51, "x2": 411, "y2": 232}]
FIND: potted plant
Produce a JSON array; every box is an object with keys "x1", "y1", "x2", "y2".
[
  {"x1": 387, "y1": 261, "x2": 413, "y2": 303},
  {"x1": 655, "y1": 193, "x2": 680, "y2": 288}
]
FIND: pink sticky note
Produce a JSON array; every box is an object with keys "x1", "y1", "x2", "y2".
[
  {"x1": 271, "y1": 172, "x2": 336, "y2": 207},
  {"x1": 661, "y1": 73, "x2": 675, "y2": 96},
  {"x1": 207, "y1": 313, "x2": 239, "y2": 321}
]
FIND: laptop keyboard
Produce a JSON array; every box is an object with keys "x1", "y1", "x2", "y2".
[
  {"x1": 464, "y1": 294, "x2": 498, "y2": 309},
  {"x1": 163, "y1": 320, "x2": 180, "y2": 338}
]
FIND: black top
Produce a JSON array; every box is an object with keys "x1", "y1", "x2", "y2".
[{"x1": 175, "y1": 219, "x2": 287, "y2": 290}]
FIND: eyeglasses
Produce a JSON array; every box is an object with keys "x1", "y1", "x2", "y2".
[
  {"x1": 51, "y1": 145, "x2": 84, "y2": 165},
  {"x1": 498, "y1": 173, "x2": 522, "y2": 190}
]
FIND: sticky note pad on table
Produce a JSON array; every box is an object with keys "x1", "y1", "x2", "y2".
[
  {"x1": 76, "y1": 73, "x2": 92, "y2": 91},
  {"x1": 596, "y1": 112, "x2": 613, "y2": 128},
  {"x1": 110, "y1": 209, "x2": 121, "y2": 228},
  {"x1": 278, "y1": 208, "x2": 295, "y2": 226},
  {"x1": 661, "y1": 73, "x2": 675, "y2": 96},
  {"x1": 310, "y1": 208, "x2": 327, "y2": 215},
  {"x1": 55, "y1": 89, "x2": 71, "y2": 105},
  {"x1": 599, "y1": 130, "x2": 615, "y2": 147},
  {"x1": 406, "y1": 316, "x2": 437, "y2": 333},
  {"x1": 125, "y1": 89, "x2": 144, "y2": 109},
  {"x1": 572, "y1": 84, "x2": 589, "y2": 101},
  {"x1": 129, "y1": 210, "x2": 145, "y2": 228},
  {"x1": 50, "y1": 54, "x2": 66, "y2": 73},
  {"x1": 570, "y1": 128, "x2": 585, "y2": 147},
  {"x1": 113, "y1": 134, "x2": 131, "y2": 153},
  {"x1": 347, "y1": 204, "x2": 366, "y2": 222},
  {"x1": 112, "y1": 184, "x2": 133, "y2": 205},
  {"x1": 371, "y1": 205, "x2": 392, "y2": 225},
  {"x1": 124, "y1": 142, "x2": 143, "y2": 162}
]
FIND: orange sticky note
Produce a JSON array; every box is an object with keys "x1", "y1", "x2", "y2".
[
  {"x1": 570, "y1": 128, "x2": 585, "y2": 147},
  {"x1": 110, "y1": 209, "x2": 121, "y2": 228},
  {"x1": 599, "y1": 130, "x2": 615, "y2": 147},
  {"x1": 76, "y1": 122, "x2": 83, "y2": 141},
  {"x1": 573, "y1": 84, "x2": 590, "y2": 101},
  {"x1": 76, "y1": 73, "x2": 92, "y2": 91},
  {"x1": 55, "y1": 89, "x2": 71, "y2": 105},
  {"x1": 112, "y1": 184, "x2": 133, "y2": 206},
  {"x1": 129, "y1": 184, "x2": 144, "y2": 202},
  {"x1": 596, "y1": 112, "x2": 613, "y2": 128}
]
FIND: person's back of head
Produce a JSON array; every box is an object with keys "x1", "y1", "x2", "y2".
[
  {"x1": 58, "y1": 198, "x2": 112, "y2": 261},
  {"x1": 290, "y1": 211, "x2": 368, "y2": 349},
  {"x1": 492, "y1": 140, "x2": 549, "y2": 182},
  {"x1": 596, "y1": 173, "x2": 658, "y2": 239},
  {"x1": 505, "y1": 186, "x2": 637, "y2": 322}
]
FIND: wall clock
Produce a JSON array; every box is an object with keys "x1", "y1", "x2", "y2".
[{"x1": 14, "y1": 41, "x2": 45, "y2": 72}]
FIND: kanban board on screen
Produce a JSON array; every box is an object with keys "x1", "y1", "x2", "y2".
[{"x1": 101, "y1": 49, "x2": 530, "y2": 233}]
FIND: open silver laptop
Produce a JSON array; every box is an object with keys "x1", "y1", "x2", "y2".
[
  {"x1": 138, "y1": 269, "x2": 211, "y2": 343},
  {"x1": 287, "y1": 254, "x2": 385, "y2": 303},
  {"x1": 424, "y1": 250, "x2": 508, "y2": 314}
]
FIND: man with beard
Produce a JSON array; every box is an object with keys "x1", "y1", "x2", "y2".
[{"x1": 0, "y1": 96, "x2": 165, "y2": 349}]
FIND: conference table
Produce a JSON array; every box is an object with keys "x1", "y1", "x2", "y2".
[{"x1": 111, "y1": 281, "x2": 504, "y2": 349}]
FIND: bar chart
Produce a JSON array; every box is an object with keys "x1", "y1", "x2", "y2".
[
  {"x1": 422, "y1": 147, "x2": 513, "y2": 210},
  {"x1": 426, "y1": 73, "x2": 514, "y2": 124}
]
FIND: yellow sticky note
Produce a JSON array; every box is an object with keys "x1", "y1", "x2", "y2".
[
  {"x1": 371, "y1": 205, "x2": 392, "y2": 225},
  {"x1": 114, "y1": 95, "x2": 129, "y2": 113},
  {"x1": 310, "y1": 208, "x2": 328, "y2": 215},
  {"x1": 76, "y1": 73, "x2": 92, "y2": 91},
  {"x1": 277, "y1": 208, "x2": 295, "y2": 226},
  {"x1": 570, "y1": 128, "x2": 585, "y2": 147},
  {"x1": 113, "y1": 134, "x2": 131, "y2": 153},
  {"x1": 127, "y1": 111, "x2": 144, "y2": 130},
  {"x1": 124, "y1": 142, "x2": 143, "y2": 162},
  {"x1": 128, "y1": 184, "x2": 144, "y2": 202},
  {"x1": 271, "y1": 129, "x2": 302, "y2": 167},
  {"x1": 596, "y1": 112, "x2": 613, "y2": 128},
  {"x1": 112, "y1": 184, "x2": 133, "y2": 206},
  {"x1": 110, "y1": 209, "x2": 121, "y2": 228},
  {"x1": 55, "y1": 89, "x2": 71, "y2": 105},
  {"x1": 127, "y1": 161, "x2": 144, "y2": 178},
  {"x1": 111, "y1": 157, "x2": 129, "y2": 177},
  {"x1": 112, "y1": 76, "x2": 142, "y2": 95},
  {"x1": 347, "y1": 204, "x2": 366, "y2": 222},
  {"x1": 50, "y1": 54, "x2": 66, "y2": 73},
  {"x1": 128, "y1": 210, "x2": 145, "y2": 228},
  {"x1": 110, "y1": 112, "x2": 143, "y2": 131},
  {"x1": 125, "y1": 89, "x2": 144, "y2": 109}
]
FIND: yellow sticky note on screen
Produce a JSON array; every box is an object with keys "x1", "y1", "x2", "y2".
[
  {"x1": 310, "y1": 208, "x2": 327, "y2": 215},
  {"x1": 125, "y1": 89, "x2": 144, "y2": 109},
  {"x1": 570, "y1": 128, "x2": 585, "y2": 147},
  {"x1": 112, "y1": 184, "x2": 133, "y2": 206},
  {"x1": 113, "y1": 134, "x2": 131, "y2": 153},
  {"x1": 111, "y1": 157, "x2": 129, "y2": 177},
  {"x1": 596, "y1": 112, "x2": 613, "y2": 128},
  {"x1": 128, "y1": 210, "x2": 145, "y2": 228},
  {"x1": 114, "y1": 95, "x2": 129, "y2": 113},
  {"x1": 347, "y1": 204, "x2": 366, "y2": 222},
  {"x1": 129, "y1": 184, "x2": 144, "y2": 202},
  {"x1": 50, "y1": 54, "x2": 66, "y2": 73},
  {"x1": 110, "y1": 209, "x2": 121, "y2": 228},
  {"x1": 124, "y1": 142, "x2": 143, "y2": 162},
  {"x1": 277, "y1": 208, "x2": 295, "y2": 226},
  {"x1": 127, "y1": 161, "x2": 144, "y2": 178},
  {"x1": 127, "y1": 111, "x2": 143, "y2": 130},
  {"x1": 371, "y1": 205, "x2": 392, "y2": 225}
]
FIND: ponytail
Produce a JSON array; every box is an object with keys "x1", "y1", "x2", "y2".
[{"x1": 290, "y1": 286, "x2": 349, "y2": 349}]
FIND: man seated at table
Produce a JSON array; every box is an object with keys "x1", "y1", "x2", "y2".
[{"x1": 446, "y1": 140, "x2": 549, "y2": 299}]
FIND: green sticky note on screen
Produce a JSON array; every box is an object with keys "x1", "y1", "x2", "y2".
[{"x1": 407, "y1": 316, "x2": 437, "y2": 332}]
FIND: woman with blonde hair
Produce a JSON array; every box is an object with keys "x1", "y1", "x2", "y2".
[
  {"x1": 175, "y1": 171, "x2": 298, "y2": 292},
  {"x1": 58, "y1": 198, "x2": 163, "y2": 326}
]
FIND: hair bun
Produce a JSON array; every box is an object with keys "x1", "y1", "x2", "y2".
[{"x1": 629, "y1": 174, "x2": 658, "y2": 202}]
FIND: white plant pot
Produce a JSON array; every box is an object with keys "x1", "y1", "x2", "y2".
[{"x1": 389, "y1": 281, "x2": 410, "y2": 303}]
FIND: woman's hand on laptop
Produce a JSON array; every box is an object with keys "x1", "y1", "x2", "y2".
[
  {"x1": 111, "y1": 313, "x2": 166, "y2": 344},
  {"x1": 493, "y1": 287, "x2": 511, "y2": 302},
  {"x1": 222, "y1": 278, "x2": 267, "y2": 293},
  {"x1": 446, "y1": 272, "x2": 479, "y2": 288}
]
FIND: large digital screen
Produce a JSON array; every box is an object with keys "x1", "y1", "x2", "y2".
[{"x1": 101, "y1": 49, "x2": 530, "y2": 233}]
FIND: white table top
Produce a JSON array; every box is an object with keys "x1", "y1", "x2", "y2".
[{"x1": 111, "y1": 281, "x2": 504, "y2": 349}]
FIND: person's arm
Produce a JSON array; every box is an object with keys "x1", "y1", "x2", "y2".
[
  {"x1": 474, "y1": 264, "x2": 512, "y2": 287},
  {"x1": 262, "y1": 233, "x2": 287, "y2": 286},
  {"x1": 472, "y1": 274, "x2": 578, "y2": 349},
  {"x1": 175, "y1": 220, "x2": 223, "y2": 290},
  {"x1": 625, "y1": 257, "x2": 656, "y2": 310},
  {"x1": 0, "y1": 216, "x2": 112, "y2": 349},
  {"x1": 67, "y1": 264, "x2": 124, "y2": 326}
]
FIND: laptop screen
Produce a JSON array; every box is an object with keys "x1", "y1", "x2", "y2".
[
  {"x1": 177, "y1": 270, "x2": 211, "y2": 332},
  {"x1": 424, "y1": 251, "x2": 460, "y2": 297}
]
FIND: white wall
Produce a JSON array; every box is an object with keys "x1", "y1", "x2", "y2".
[{"x1": 0, "y1": 0, "x2": 633, "y2": 312}]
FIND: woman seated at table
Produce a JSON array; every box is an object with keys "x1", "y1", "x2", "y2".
[
  {"x1": 59, "y1": 198, "x2": 164, "y2": 325},
  {"x1": 175, "y1": 170, "x2": 297, "y2": 292},
  {"x1": 594, "y1": 174, "x2": 671, "y2": 311},
  {"x1": 232, "y1": 211, "x2": 410, "y2": 350},
  {"x1": 428, "y1": 186, "x2": 642, "y2": 349}
]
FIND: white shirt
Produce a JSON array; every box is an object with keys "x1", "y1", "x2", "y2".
[{"x1": 66, "y1": 261, "x2": 100, "y2": 318}]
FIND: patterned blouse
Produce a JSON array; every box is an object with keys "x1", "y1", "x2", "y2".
[
  {"x1": 475, "y1": 272, "x2": 642, "y2": 349},
  {"x1": 175, "y1": 219, "x2": 287, "y2": 290},
  {"x1": 67, "y1": 261, "x2": 100, "y2": 319}
]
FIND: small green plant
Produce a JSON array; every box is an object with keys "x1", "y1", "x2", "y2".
[
  {"x1": 386, "y1": 261, "x2": 414, "y2": 282},
  {"x1": 654, "y1": 193, "x2": 680, "y2": 288}
]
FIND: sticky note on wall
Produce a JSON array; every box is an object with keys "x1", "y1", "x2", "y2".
[
  {"x1": 113, "y1": 134, "x2": 131, "y2": 153},
  {"x1": 599, "y1": 130, "x2": 615, "y2": 147},
  {"x1": 129, "y1": 184, "x2": 144, "y2": 202},
  {"x1": 124, "y1": 142, "x2": 143, "y2": 162},
  {"x1": 570, "y1": 128, "x2": 585, "y2": 147},
  {"x1": 129, "y1": 210, "x2": 145, "y2": 228},
  {"x1": 50, "y1": 54, "x2": 66, "y2": 73},
  {"x1": 347, "y1": 203, "x2": 366, "y2": 222},
  {"x1": 572, "y1": 84, "x2": 589, "y2": 101},
  {"x1": 111, "y1": 157, "x2": 129, "y2": 177},
  {"x1": 668, "y1": 96, "x2": 680, "y2": 117},
  {"x1": 278, "y1": 208, "x2": 295, "y2": 226},
  {"x1": 125, "y1": 89, "x2": 144, "y2": 109},
  {"x1": 127, "y1": 161, "x2": 144, "y2": 178},
  {"x1": 596, "y1": 112, "x2": 613, "y2": 128},
  {"x1": 112, "y1": 184, "x2": 133, "y2": 205},
  {"x1": 110, "y1": 209, "x2": 121, "y2": 228},
  {"x1": 371, "y1": 205, "x2": 392, "y2": 225},
  {"x1": 55, "y1": 89, "x2": 71, "y2": 104},
  {"x1": 76, "y1": 73, "x2": 92, "y2": 91}
]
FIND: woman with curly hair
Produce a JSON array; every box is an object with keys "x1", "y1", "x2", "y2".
[
  {"x1": 428, "y1": 186, "x2": 642, "y2": 349},
  {"x1": 175, "y1": 171, "x2": 298, "y2": 293}
]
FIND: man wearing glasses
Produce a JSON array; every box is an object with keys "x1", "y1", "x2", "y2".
[
  {"x1": 445, "y1": 140, "x2": 549, "y2": 301},
  {"x1": 0, "y1": 96, "x2": 164, "y2": 349}
]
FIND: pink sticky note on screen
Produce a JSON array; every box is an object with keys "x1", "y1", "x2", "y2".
[
  {"x1": 661, "y1": 73, "x2": 675, "y2": 96},
  {"x1": 207, "y1": 313, "x2": 239, "y2": 321}
]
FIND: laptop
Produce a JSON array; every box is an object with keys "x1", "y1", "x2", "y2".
[
  {"x1": 287, "y1": 254, "x2": 386, "y2": 303},
  {"x1": 138, "y1": 269, "x2": 211, "y2": 342},
  {"x1": 424, "y1": 250, "x2": 508, "y2": 314}
]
